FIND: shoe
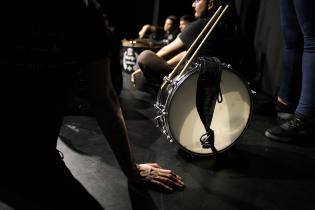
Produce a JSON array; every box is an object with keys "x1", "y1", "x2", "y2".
[
  {"x1": 275, "y1": 100, "x2": 295, "y2": 121},
  {"x1": 265, "y1": 116, "x2": 309, "y2": 142}
]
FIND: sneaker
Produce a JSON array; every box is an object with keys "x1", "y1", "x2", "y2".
[
  {"x1": 265, "y1": 116, "x2": 309, "y2": 142},
  {"x1": 275, "y1": 100, "x2": 295, "y2": 121}
]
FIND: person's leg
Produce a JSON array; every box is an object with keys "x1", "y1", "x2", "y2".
[
  {"x1": 137, "y1": 50, "x2": 173, "y2": 84},
  {"x1": 293, "y1": 0, "x2": 315, "y2": 120},
  {"x1": 277, "y1": 0, "x2": 303, "y2": 107},
  {"x1": 265, "y1": 0, "x2": 315, "y2": 141}
]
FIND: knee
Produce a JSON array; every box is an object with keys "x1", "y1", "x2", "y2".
[
  {"x1": 137, "y1": 50, "x2": 157, "y2": 75},
  {"x1": 137, "y1": 50, "x2": 156, "y2": 66}
]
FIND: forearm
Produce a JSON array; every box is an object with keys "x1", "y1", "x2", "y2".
[
  {"x1": 85, "y1": 59, "x2": 185, "y2": 193},
  {"x1": 156, "y1": 37, "x2": 185, "y2": 60},
  {"x1": 86, "y1": 58, "x2": 139, "y2": 179},
  {"x1": 139, "y1": 24, "x2": 153, "y2": 38},
  {"x1": 91, "y1": 95, "x2": 138, "y2": 177},
  {"x1": 166, "y1": 51, "x2": 186, "y2": 66}
]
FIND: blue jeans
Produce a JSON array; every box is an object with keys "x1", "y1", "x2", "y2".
[{"x1": 278, "y1": 0, "x2": 315, "y2": 119}]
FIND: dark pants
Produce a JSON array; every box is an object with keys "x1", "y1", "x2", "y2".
[
  {"x1": 278, "y1": 0, "x2": 315, "y2": 119},
  {"x1": 137, "y1": 50, "x2": 173, "y2": 84},
  {"x1": 0, "y1": 62, "x2": 104, "y2": 210}
]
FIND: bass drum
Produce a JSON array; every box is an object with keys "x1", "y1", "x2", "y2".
[{"x1": 154, "y1": 62, "x2": 252, "y2": 156}]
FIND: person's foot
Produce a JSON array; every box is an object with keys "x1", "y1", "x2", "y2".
[
  {"x1": 275, "y1": 100, "x2": 295, "y2": 121},
  {"x1": 265, "y1": 116, "x2": 310, "y2": 142}
]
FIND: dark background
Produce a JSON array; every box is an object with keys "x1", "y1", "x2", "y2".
[
  {"x1": 106, "y1": 0, "x2": 194, "y2": 39},
  {"x1": 106, "y1": 0, "x2": 282, "y2": 98}
]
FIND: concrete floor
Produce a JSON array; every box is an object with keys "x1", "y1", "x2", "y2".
[{"x1": 55, "y1": 72, "x2": 315, "y2": 210}]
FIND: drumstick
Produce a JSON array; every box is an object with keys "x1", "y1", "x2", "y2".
[
  {"x1": 178, "y1": 5, "x2": 229, "y2": 78},
  {"x1": 159, "y1": 5, "x2": 228, "y2": 90}
]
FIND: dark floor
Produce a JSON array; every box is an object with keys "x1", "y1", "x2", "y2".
[{"x1": 24, "y1": 72, "x2": 315, "y2": 210}]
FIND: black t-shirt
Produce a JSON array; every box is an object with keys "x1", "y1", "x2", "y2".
[
  {"x1": 163, "y1": 28, "x2": 180, "y2": 44},
  {"x1": 151, "y1": 27, "x2": 180, "y2": 44},
  {"x1": 179, "y1": 13, "x2": 239, "y2": 65}
]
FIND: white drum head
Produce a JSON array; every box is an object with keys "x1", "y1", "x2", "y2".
[{"x1": 167, "y1": 69, "x2": 251, "y2": 155}]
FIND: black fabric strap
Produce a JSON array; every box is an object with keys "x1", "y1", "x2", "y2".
[{"x1": 195, "y1": 57, "x2": 222, "y2": 154}]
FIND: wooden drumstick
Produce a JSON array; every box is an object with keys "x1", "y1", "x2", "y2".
[
  {"x1": 178, "y1": 5, "x2": 229, "y2": 78},
  {"x1": 159, "y1": 5, "x2": 229, "y2": 90}
]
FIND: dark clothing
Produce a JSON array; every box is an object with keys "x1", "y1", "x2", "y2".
[
  {"x1": 163, "y1": 28, "x2": 180, "y2": 44},
  {"x1": 1, "y1": 0, "x2": 110, "y2": 62},
  {"x1": 0, "y1": 0, "x2": 109, "y2": 209},
  {"x1": 1, "y1": 150, "x2": 103, "y2": 210},
  {"x1": 152, "y1": 28, "x2": 180, "y2": 44},
  {"x1": 179, "y1": 14, "x2": 239, "y2": 65},
  {"x1": 1, "y1": 0, "x2": 110, "y2": 162},
  {"x1": 138, "y1": 8, "x2": 239, "y2": 84},
  {"x1": 138, "y1": 50, "x2": 173, "y2": 83},
  {"x1": 278, "y1": 0, "x2": 315, "y2": 119}
]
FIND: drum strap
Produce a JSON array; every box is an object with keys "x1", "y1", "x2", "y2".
[{"x1": 196, "y1": 57, "x2": 222, "y2": 153}]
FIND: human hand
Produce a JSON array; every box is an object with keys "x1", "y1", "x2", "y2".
[
  {"x1": 130, "y1": 163, "x2": 185, "y2": 193},
  {"x1": 138, "y1": 24, "x2": 150, "y2": 38},
  {"x1": 138, "y1": 30, "x2": 145, "y2": 39},
  {"x1": 130, "y1": 69, "x2": 143, "y2": 87}
]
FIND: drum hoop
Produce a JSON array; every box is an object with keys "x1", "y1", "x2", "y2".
[
  {"x1": 160, "y1": 65, "x2": 200, "y2": 148},
  {"x1": 158, "y1": 63, "x2": 253, "y2": 156},
  {"x1": 163, "y1": 64, "x2": 201, "y2": 111}
]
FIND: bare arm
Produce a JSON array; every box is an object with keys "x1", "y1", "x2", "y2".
[
  {"x1": 85, "y1": 58, "x2": 184, "y2": 192},
  {"x1": 166, "y1": 51, "x2": 187, "y2": 67},
  {"x1": 138, "y1": 24, "x2": 160, "y2": 39},
  {"x1": 85, "y1": 58, "x2": 139, "y2": 179},
  {"x1": 156, "y1": 36, "x2": 186, "y2": 61}
]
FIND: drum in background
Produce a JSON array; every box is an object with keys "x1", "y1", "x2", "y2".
[
  {"x1": 154, "y1": 62, "x2": 252, "y2": 156},
  {"x1": 120, "y1": 39, "x2": 164, "y2": 74}
]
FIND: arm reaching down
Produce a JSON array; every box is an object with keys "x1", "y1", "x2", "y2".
[{"x1": 85, "y1": 58, "x2": 185, "y2": 192}]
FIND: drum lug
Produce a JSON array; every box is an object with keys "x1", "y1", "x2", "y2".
[
  {"x1": 171, "y1": 81, "x2": 178, "y2": 88},
  {"x1": 168, "y1": 137, "x2": 174, "y2": 143},
  {"x1": 154, "y1": 112, "x2": 168, "y2": 127},
  {"x1": 154, "y1": 102, "x2": 173, "y2": 143},
  {"x1": 162, "y1": 129, "x2": 173, "y2": 143},
  {"x1": 154, "y1": 103, "x2": 167, "y2": 116},
  {"x1": 153, "y1": 103, "x2": 166, "y2": 127},
  {"x1": 221, "y1": 62, "x2": 232, "y2": 70},
  {"x1": 154, "y1": 102, "x2": 164, "y2": 113},
  {"x1": 154, "y1": 115, "x2": 162, "y2": 128}
]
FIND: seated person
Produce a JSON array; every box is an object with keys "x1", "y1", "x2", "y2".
[
  {"x1": 132, "y1": 0, "x2": 240, "y2": 86},
  {"x1": 179, "y1": 14, "x2": 195, "y2": 32},
  {"x1": 138, "y1": 15, "x2": 180, "y2": 45}
]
